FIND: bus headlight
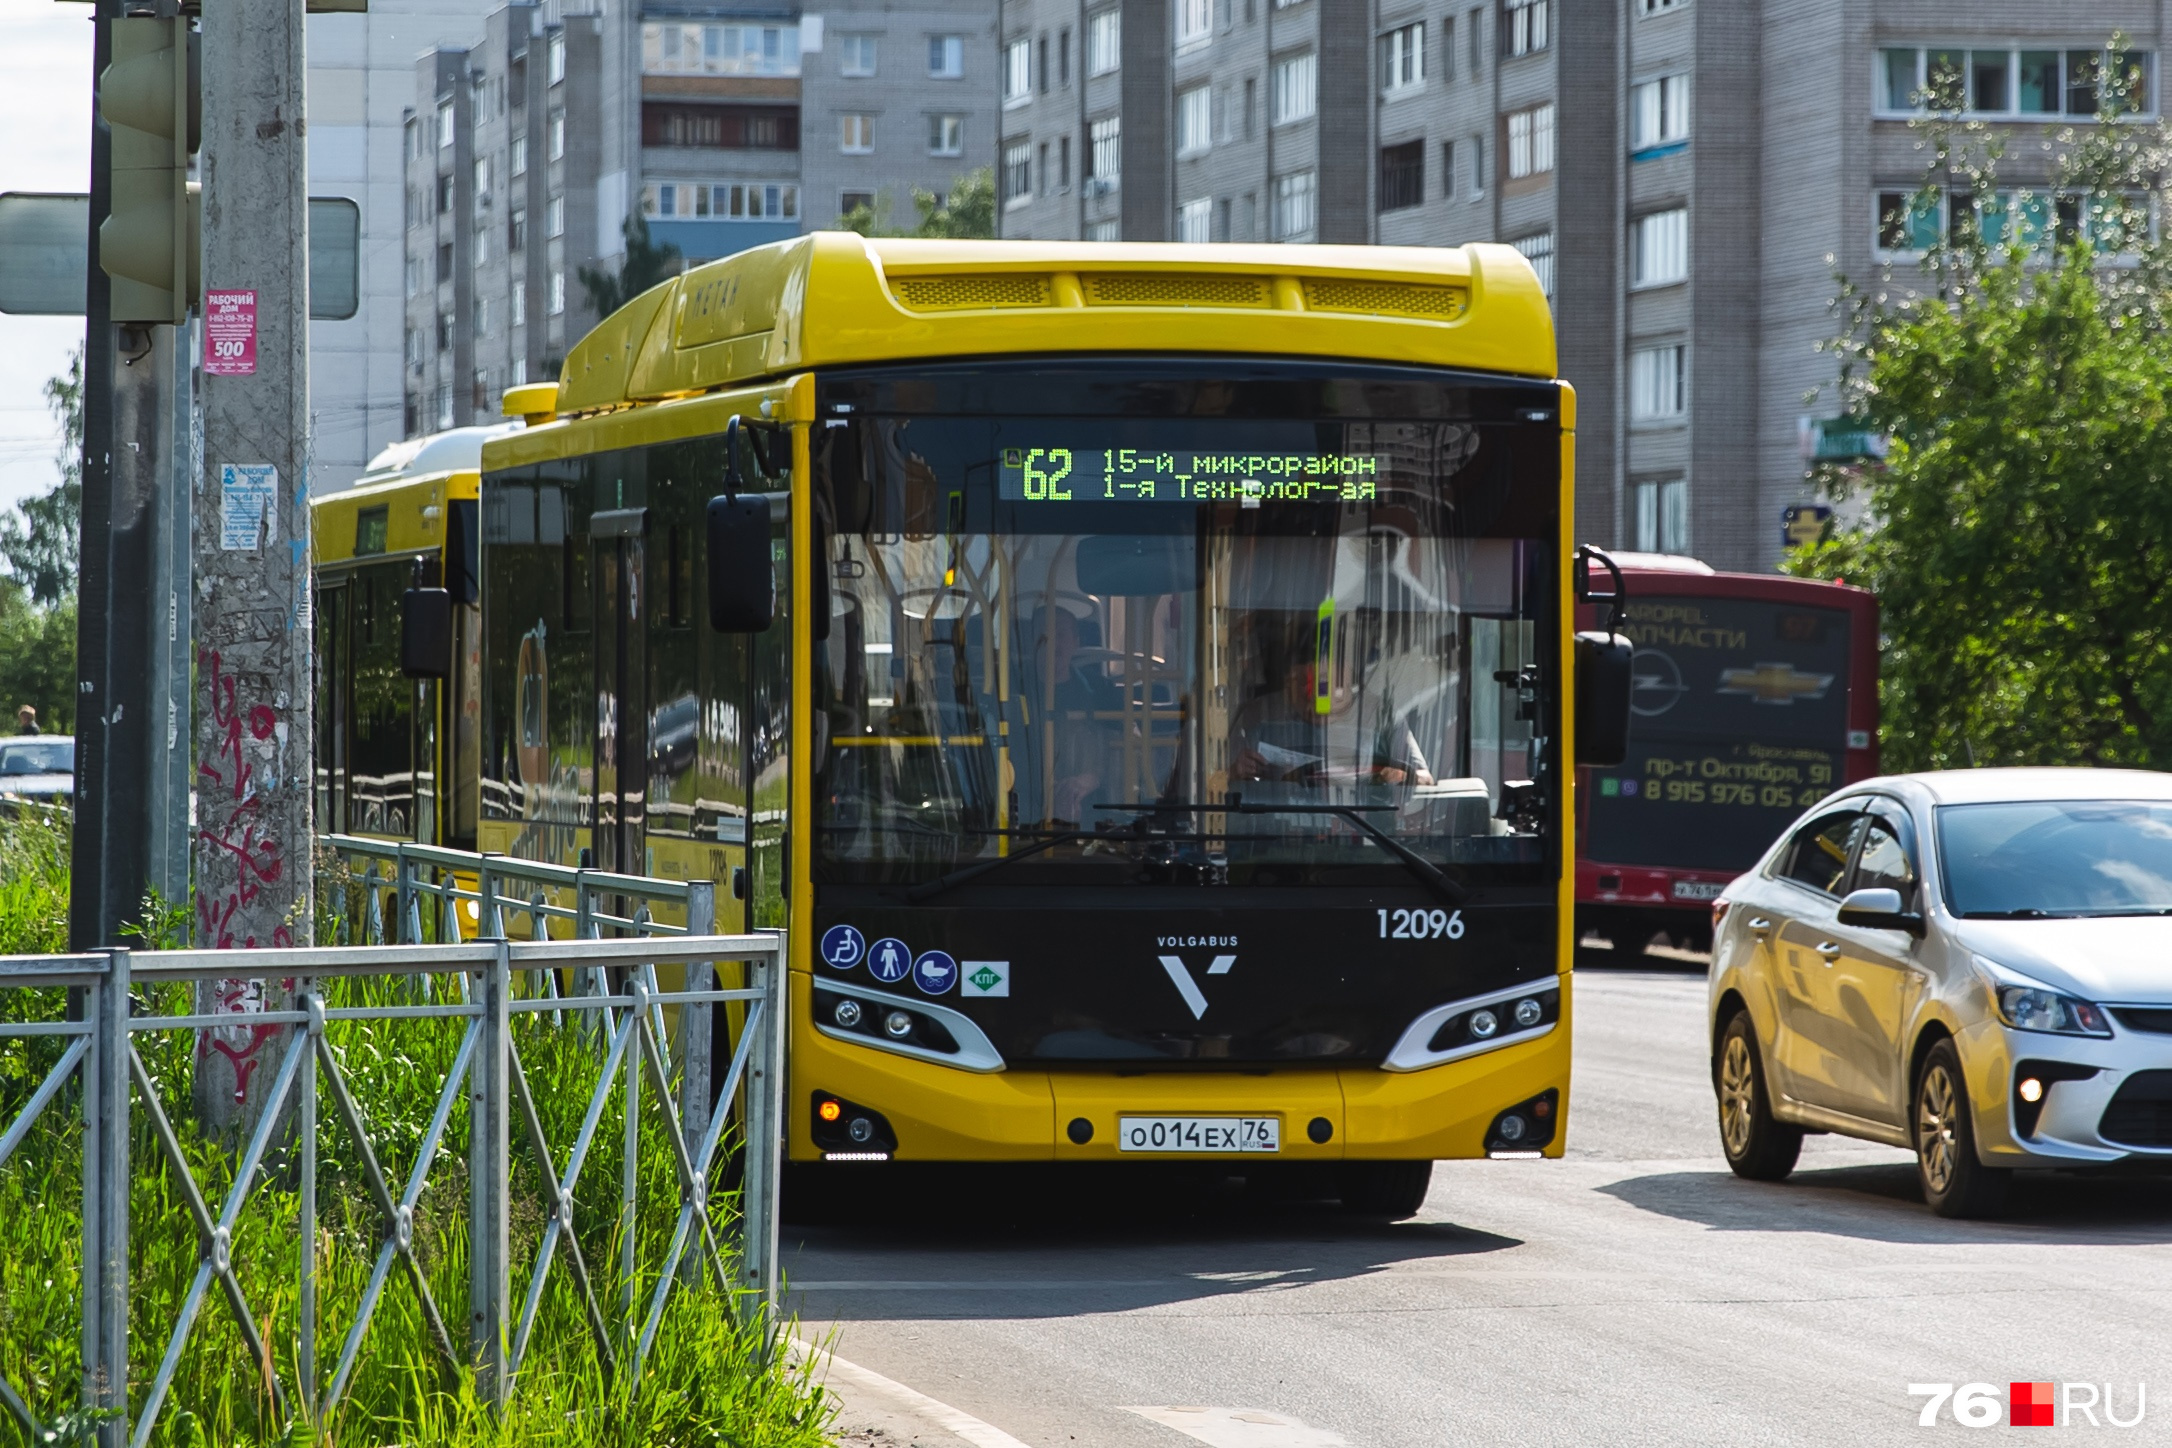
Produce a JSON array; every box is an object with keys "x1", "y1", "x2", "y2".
[
  {"x1": 1468, "y1": 1009, "x2": 1500, "y2": 1040},
  {"x1": 833, "y1": 998, "x2": 864, "y2": 1029}
]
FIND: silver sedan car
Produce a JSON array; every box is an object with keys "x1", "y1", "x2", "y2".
[{"x1": 1709, "y1": 768, "x2": 2172, "y2": 1217}]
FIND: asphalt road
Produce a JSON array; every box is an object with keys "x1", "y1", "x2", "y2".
[{"x1": 785, "y1": 964, "x2": 2172, "y2": 1447}]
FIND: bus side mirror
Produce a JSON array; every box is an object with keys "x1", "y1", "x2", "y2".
[
  {"x1": 707, "y1": 492, "x2": 775, "y2": 633},
  {"x1": 401, "y1": 586, "x2": 453, "y2": 678},
  {"x1": 1575, "y1": 631, "x2": 1632, "y2": 766}
]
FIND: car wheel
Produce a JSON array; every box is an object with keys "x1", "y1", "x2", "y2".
[
  {"x1": 1339, "y1": 1160, "x2": 1433, "y2": 1218},
  {"x1": 1715, "y1": 1012, "x2": 1803, "y2": 1181},
  {"x1": 1913, "y1": 1039, "x2": 2010, "y2": 1219}
]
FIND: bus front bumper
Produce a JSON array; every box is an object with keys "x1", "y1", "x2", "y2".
[{"x1": 785, "y1": 969, "x2": 1573, "y2": 1163}]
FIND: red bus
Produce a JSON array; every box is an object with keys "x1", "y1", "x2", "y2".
[{"x1": 1576, "y1": 553, "x2": 1878, "y2": 954}]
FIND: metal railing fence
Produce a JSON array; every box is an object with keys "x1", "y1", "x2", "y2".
[{"x1": 0, "y1": 926, "x2": 784, "y2": 1448}]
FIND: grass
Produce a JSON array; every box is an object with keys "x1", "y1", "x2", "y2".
[{"x1": 0, "y1": 828, "x2": 838, "y2": 1448}]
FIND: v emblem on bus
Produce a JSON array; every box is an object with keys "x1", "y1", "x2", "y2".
[{"x1": 1157, "y1": 953, "x2": 1236, "y2": 1019}]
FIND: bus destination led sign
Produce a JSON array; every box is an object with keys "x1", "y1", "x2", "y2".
[{"x1": 999, "y1": 446, "x2": 1383, "y2": 504}]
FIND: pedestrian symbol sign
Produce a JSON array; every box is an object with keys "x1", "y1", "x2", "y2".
[
  {"x1": 961, "y1": 960, "x2": 1010, "y2": 998},
  {"x1": 820, "y1": 925, "x2": 866, "y2": 970},
  {"x1": 867, "y1": 938, "x2": 912, "y2": 984}
]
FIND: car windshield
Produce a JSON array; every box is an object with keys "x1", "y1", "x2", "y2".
[
  {"x1": 812, "y1": 412, "x2": 1555, "y2": 887},
  {"x1": 0, "y1": 739, "x2": 72, "y2": 776},
  {"x1": 1939, "y1": 799, "x2": 2172, "y2": 916}
]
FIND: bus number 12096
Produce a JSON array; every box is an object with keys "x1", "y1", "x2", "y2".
[{"x1": 1379, "y1": 908, "x2": 1464, "y2": 940}]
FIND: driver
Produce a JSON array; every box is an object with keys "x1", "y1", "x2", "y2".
[{"x1": 1229, "y1": 656, "x2": 1434, "y2": 788}]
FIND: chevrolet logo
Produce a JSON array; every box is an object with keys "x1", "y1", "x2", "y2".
[{"x1": 1717, "y1": 662, "x2": 1834, "y2": 705}]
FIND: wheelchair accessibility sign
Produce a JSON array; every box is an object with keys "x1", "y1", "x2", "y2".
[{"x1": 820, "y1": 925, "x2": 865, "y2": 970}]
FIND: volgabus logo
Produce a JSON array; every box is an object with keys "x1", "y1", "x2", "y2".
[{"x1": 1908, "y1": 1382, "x2": 2146, "y2": 1428}]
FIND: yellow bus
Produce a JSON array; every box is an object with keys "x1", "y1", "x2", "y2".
[
  {"x1": 446, "y1": 234, "x2": 1614, "y2": 1213},
  {"x1": 312, "y1": 427, "x2": 499, "y2": 848}
]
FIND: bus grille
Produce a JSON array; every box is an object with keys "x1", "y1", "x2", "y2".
[
  {"x1": 1302, "y1": 277, "x2": 1466, "y2": 318},
  {"x1": 1081, "y1": 273, "x2": 1271, "y2": 307},
  {"x1": 2099, "y1": 1069, "x2": 2172, "y2": 1147},
  {"x1": 890, "y1": 274, "x2": 1053, "y2": 310}
]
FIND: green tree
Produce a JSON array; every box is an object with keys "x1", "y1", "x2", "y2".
[
  {"x1": 1789, "y1": 43, "x2": 2172, "y2": 770},
  {"x1": 576, "y1": 211, "x2": 684, "y2": 321},
  {"x1": 0, "y1": 583, "x2": 76, "y2": 733},
  {"x1": 839, "y1": 167, "x2": 996, "y2": 239},
  {"x1": 0, "y1": 343, "x2": 83, "y2": 607}
]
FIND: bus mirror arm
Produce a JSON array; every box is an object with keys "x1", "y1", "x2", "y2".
[{"x1": 1574, "y1": 545, "x2": 1627, "y2": 633}]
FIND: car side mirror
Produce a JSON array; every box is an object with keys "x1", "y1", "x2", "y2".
[
  {"x1": 1574, "y1": 631, "x2": 1632, "y2": 766},
  {"x1": 707, "y1": 491, "x2": 775, "y2": 634},
  {"x1": 1837, "y1": 886, "x2": 1926, "y2": 937},
  {"x1": 401, "y1": 585, "x2": 452, "y2": 678}
]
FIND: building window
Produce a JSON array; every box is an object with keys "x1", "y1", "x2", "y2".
[
  {"x1": 1003, "y1": 138, "x2": 1033, "y2": 205},
  {"x1": 1632, "y1": 207, "x2": 1688, "y2": 286},
  {"x1": 1090, "y1": 115, "x2": 1121, "y2": 188},
  {"x1": 1087, "y1": 219, "x2": 1120, "y2": 241},
  {"x1": 1378, "y1": 140, "x2": 1423, "y2": 212},
  {"x1": 1088, "y1": 10, "x2": 1121, "y2": 75},
  {"x1": 640, "y1": 22, "x2": 802, "y2": 78},
  {"x1": 548, "y1": 271, "x2": 566, "y2": 316},
  {"x1": 549, "y1": 111, "x2": 565, "y2": 160},
  {"x1": 546, "y1": 195, "x2": 565, "y2": 237},
  {"x1": 1876, "y1": 46, "x2": 2155, "y2": 119},
  {"x1": 929, "y1": 114, "x2": 965, "y2": 156},
  {"x1": 1631, "y1": 74, "x2": 1691, "y2": 154},
  {"x1": 1060, "y1": 27, "x2": 1071, "y2": 85},
  {"x1": 1004, "y1": 39, "x2": 1032, "y2": 103},
  {"x1": 1630, "y1": 343, "x2": 1686, "y2": 419},
  {"x1": 1469, "y1": 131, "x2": 1486, "y2": 195},
  {"x1": 840, "y1": 34, "x2": 877, "y2": 76},
  {"x1": 436, "y1": 101, "x2": 454, "y2": 150},
  {"x1": 1380, "y1": 22, "x2": 1423, "y2": 95},
  {"x1": 841, "y1": 114, "x2": 875, "y2": 153},
  {"x1": 1639, "y1": 0, "x2": 1684, "y2": 12},
  {"x1": 1441, "y1": 138, "x2": 1457, "y2": 198},
  {"x1": 1272, "y1": 169, "x2": 1316, "y2": 242},
  {"x1": 640, "y1": 181, "x2": 801, "y2": 220},
  {"x1": 1178, "y1": 196, "x2": 1212, "y2": 242},
  {"x1": 1177, "y1": 85, "x2": 1213, "y2": 155},
  {"x1": 512, "y1": 357, "x2": 527, "y2": 386},
  {"x1": 475, "y1": 296, "x2": 490, "y2": 337},
  {"x1": 1442, "y1": 16, "x2": 1456, "y2": 78},
  {"x1": 1272, "y1": 51, "x2": 1316, "y2": 125},
  {"x1": 929, "y1": 34, "x2": 964, "y2": 78},
  {"x1": 473, "y1": 156, "x2": 492, "y2": 202},
  {"x1": 511, "y1": 284, "x2": 525, "y2": 329},
  {"x1": 510, "y1": 210, "x2": 526, "y2": 251},
  {"x1": 1504, "y1": 0, "x2": 1548, "y2": 58},
  {"x1": 1467, "y1": 7, "x2": 1483, "y2": 74},
  {"x1": 548, "y1": 31, "x2": 566, "y2": 84},
  {"x1": 1177, "y1": 0, "x2": 1213, "y2": 50},
  {"x1": 1874, "y1": 189, "x2": 1945, "y2": 254},
  {"x1": 1634, "y1": 479, "x2": 1689, "y2": 553},
  {"x1": 642, "y1": 103, "x2": 798, "y2": 150},
  {"x1": 1513, "y1": 230, "x2": 1555, "y2": 297},
  {"x1": 1059, "y1": 135, "x2": 1071, "y2": 188},
  {"x1": 510, "y1": 134, "x2": 527, "y2": 176},
  {"x1": 1506, "y1": 103, "x2": 1554, "y2": 179},
  {"x1": 437, "y1": 388, "x2": 454, "y2": 430},
  {"x1": 404, "y1": 258, "x2": 420, "y2": 299}
]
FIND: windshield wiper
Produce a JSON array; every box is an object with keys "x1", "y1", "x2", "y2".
[
  {"x1": 1096, "y1": 798, "x2": 1469, "y2": 906},
  {"x1": 904, "y1": 831, "x2": 1094, "y2": 904},
  {"x1": 1960, "y1": 908, "x2": 2057, "y2": 919}
]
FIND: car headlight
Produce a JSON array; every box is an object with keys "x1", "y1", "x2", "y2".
[{"x1": 1993, "y1": 984, "x2": 2111, "y2": 1038}]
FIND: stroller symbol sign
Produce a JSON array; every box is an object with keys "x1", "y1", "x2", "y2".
[
  {"x1": 868, "y1": 938, "x2": 913, "y2": 984},
  {"x1": 820, "y1": 925, "x2": 866, "y2": 970}
]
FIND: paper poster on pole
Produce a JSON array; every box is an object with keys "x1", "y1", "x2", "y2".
[
  {"x1": 204, "y1": 290, "x2": 257, "y2": 376},
  {"x1": 220, "y1": 463, "x2": 279, "y2": 550}
]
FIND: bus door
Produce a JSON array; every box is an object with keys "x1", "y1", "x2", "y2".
[{"x1": 590, "y1": 509, "x2": 649, "y2": 876}]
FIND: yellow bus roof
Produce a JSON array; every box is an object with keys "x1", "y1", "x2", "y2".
[
  {"x1": 313, "y1": 467, "x2": 477, "y2": 567},
  {"x1": 540, "y1": 234, "x2": 1555, "y2": 421}
]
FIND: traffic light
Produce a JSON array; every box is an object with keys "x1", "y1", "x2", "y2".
[{"x1": 99, "y1": 16, "x2": 199, "y2": 324}]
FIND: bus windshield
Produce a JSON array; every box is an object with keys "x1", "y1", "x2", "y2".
[{"x1": 813, "y1": 410, "x2": 1555, "y2": 888}]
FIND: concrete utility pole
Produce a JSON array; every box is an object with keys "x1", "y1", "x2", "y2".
[{"x1": 191, "y1": 0, "x2": 313, "y2": 1133}]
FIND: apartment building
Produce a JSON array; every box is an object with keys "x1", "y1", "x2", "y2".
[
  {"x1": 988, "y1": 0, "x2": 2167, "y2": 570},
  {"x1": 400, "y1": 0, "x2": 1003, "y2": 436},
  {"x1": 308, "y1": 1, "x2": 506, "y2": 490}
]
